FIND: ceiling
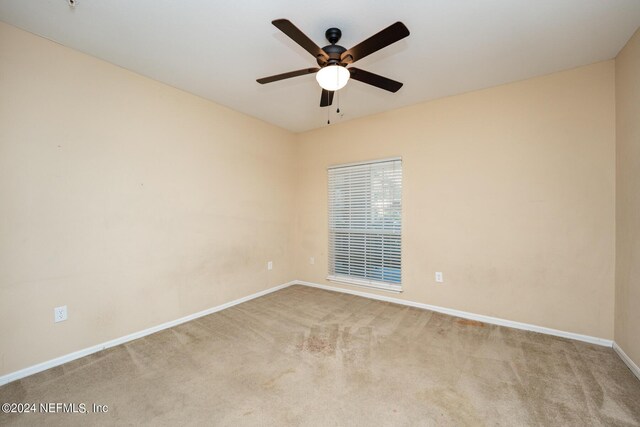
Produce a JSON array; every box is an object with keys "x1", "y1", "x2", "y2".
[{"x1": 1, "y1": 1, "x2": 639, "y2": 133}]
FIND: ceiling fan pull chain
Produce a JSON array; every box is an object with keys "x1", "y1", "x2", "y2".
[
  {"x1": 334, "y1": 69, "x2": 340, "y2": 116},
  {"x1": 327, "y1": 90, "x2": 331, "y2": 124}
]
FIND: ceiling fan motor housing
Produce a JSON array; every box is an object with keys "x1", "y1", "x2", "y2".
[
  {"x1": 319, "y1": 44, "x2": 347, "y2": 66},
  {"x1": 318, "y1": 27, "x2": 347, "y2": 66}
]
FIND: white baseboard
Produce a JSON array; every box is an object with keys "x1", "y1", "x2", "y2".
[
  {"x1": 0, "y1": 281, "x2": 296, "y2": 386},
  {"x1": 613, "y1": 341, "x2": 640, "y2": 381},
  {"x1": 294, "y1": 280, "x2": 614, "y2": 347}
]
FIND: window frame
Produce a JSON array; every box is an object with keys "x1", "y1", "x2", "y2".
[{"x1": 326, "y1": 157, "x2": 403, "y2": 293}]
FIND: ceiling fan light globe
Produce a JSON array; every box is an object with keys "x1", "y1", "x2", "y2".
[{"x1": 316, "y1": 65, "x2": 350, "y2": 91}]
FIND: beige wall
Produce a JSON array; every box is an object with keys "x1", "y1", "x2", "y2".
[
  {"x1": 295, "y1": 61, "x2": 616, "y2": 340},
  {"x1": 615, "y1": 28, "x2": 640, "y2": 368},
  {"x1": 0, "y1": 22, "x2": 297, "y2": 376}
]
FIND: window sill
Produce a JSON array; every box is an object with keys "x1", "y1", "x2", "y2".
[{"x1": 326, "y1": 275, "x2": 403, "y2": 294}]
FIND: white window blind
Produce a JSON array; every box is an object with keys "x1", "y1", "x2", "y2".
[{"x1": 328, "y1": 158, "x2": 402, "y2": 291}]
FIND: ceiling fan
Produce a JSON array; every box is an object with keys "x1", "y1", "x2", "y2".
[{"x1": 257, "y1": 19, "x2": 410, "y2": 107}]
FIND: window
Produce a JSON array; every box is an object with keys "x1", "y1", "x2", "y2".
[{"x1": 328, "y1": 158, "x2": 402, "y2": 292}]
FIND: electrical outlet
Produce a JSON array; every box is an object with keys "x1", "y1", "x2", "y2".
[
  {"x1": 310, "y1": 257, "x2": 315, "y2": 265},
  {"x1": 267, "y1": 261, "x2": 273, "y2": 271},
  {"x1": 54, "y1": 305, "x2": 68, "y2": 323},
  {"x1": 435, "y1": 272, "x2": 444, "y2": 283}
]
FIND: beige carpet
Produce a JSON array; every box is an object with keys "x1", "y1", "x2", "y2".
[{"x1": 1, "y1": 285, "x2": 639, "y2": 426}]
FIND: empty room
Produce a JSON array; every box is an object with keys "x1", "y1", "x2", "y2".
[{"x1": 1, "y1": 0, "x2": 640, "y2": 425}]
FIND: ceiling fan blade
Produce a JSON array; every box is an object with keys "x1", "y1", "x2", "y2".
[
  {"x1": 257, "y1": 68, "x2": 320, "y2": 84},
  {"x1": 272, "y1": 19, "x2": 329, "y2": 61},
  {"x1": 341, "y1": 22, "x2": 409, "y2": 64},
  {"x1": 320, "y1": 89, "x2": 334, "y2": 107},
  {"x1": 349, "y1": 68, "x2": 403, "y2": 92}
]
